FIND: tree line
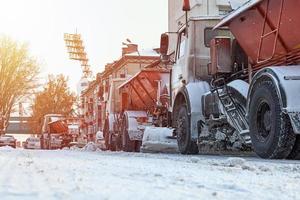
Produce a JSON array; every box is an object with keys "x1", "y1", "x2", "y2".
[{"x1": 0, "y1": 36, "x2": 76, "y2": 134}]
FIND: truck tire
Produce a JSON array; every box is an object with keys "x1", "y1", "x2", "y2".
[
  {"x1": 176, "y1": 105, "x2": 198, "y2": 154},
  {"x1": 287, "y1": 135, "x2": 300, "y2": 160},
  {"x1": 122, "y1": 116, "x2": 135, "y2": 152},
  {"x1": 249, "y1": 80, "x2": 296, "y2": 159}
]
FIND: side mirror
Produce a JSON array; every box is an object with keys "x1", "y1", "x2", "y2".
[
  {"x1": 182, "y1": 0, "x2": 191, "y2": 11},
  {"x1": 160, "y1": 33, "x2": 169, "y2": 56}
]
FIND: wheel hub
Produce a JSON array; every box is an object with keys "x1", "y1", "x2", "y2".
[
  {"x1": 263, "y1": 110, "x2": 271, "y2": 132},
  {"x1": 257, "y1": 101, "x2": 271, "y2": 141}
]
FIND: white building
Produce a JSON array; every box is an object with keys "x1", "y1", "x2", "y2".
[{"x1": 168, "y1": 0, "x2": 248, "y2": 52}]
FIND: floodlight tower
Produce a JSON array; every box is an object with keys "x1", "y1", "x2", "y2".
[{"x1": 64, "y1": 33, "x2": 92, "y2": 79}]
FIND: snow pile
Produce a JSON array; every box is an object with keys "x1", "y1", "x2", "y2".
[
  {"x1": 69, "y1": 145, "x2": 81, "y2": 151},
  {"x1": 82, "y1": 142, "x2": 101, "y2": 152},
  {"x1": 0, "y1": 146, "x2": 15, "y2": 151},
  {"x1": 66, "y1": 142, "x2": 102, "y2": 152},
  {"x1": 141, "y1": 127, "x2": 178, "y2": 153},
  {"x1": 211, "y1": 157, "x2": 261, "y2": 171}
]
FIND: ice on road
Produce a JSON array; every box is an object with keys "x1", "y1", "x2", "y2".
[{"x1": 0, "y1": 147, "x2": 299, "y2": 200}]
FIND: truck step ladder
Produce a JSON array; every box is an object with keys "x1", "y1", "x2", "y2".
[{"x1": 213, "y1": 79, "x2": 251, "y2": 144}]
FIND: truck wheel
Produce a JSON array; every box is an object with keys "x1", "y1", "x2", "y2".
[
  {"x1": 176, "y1": 105, "x2": 198, "y2": 154},
  {"x1": 122, "y1": 117, "x2": 135, "y2": 152},
  {"x1": 287, "y1": 135, "x2": 300, "y2": 160},
  {"x1": 249, "y1": 80, "x2": 296, "y2": 159}
]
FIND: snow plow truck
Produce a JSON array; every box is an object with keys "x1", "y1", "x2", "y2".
[
  {"x1": 153, "y1": 0, "x2": 300, "y2": 159},
  {"x1": 40, "y1": 114, "x2": 72, "y2": 149}
]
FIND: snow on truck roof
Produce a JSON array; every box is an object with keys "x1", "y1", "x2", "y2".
[
  {"x1": 214, "y1": 0, "x2": 264, "y2": 29},
  {"x1": 190, "y1": 16, "x2": 222, "y2": 21}
]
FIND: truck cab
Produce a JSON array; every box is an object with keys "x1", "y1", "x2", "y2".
[
  {"x1": 161, "y1": 0, "x2": 300, "y2": 159},
  {"x1": 162, "y1": 17, "x2": 238, "y2": 154}
]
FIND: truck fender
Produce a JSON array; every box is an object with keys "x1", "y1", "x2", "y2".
[
  {"x1": 227, "y1": 80, "x2": 249, "y2": 101},
  {"x1": 172, "y1": 81, "x2": 210, "y2": 140},
  {"x1": 247, "y1": 66, "x2": 300, "y2": 134}
]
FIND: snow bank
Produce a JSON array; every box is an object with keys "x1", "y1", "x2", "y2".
[
  {"x1": 141, "y1": 127, "x2": 178, "y2": 153},
  {"x1": 0, "y1": 146, "x2": 15, "y2": 151},
  {"x1": 82, "y1": 142, "x2": 100, "y2": 152},
  {"x1": 210, "y1": 157, "x2": 273, "y2": 172},
  {"x1": 67, "y1": 142, "x2": 102, "y2": 152}
]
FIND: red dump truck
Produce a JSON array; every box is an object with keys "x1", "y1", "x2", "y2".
[
  {"x1": 40, "y1": 114, "x2": 72, "y2": 149},
  {"x1": 104, "y1": 66, "x2": 171, "y2": 152},
  {"x1": 157, "y1": 0, "x2": 300, "y2": 159},
  {"x1": 117, "y1": 67, "x2": 170, "y2": 151}
]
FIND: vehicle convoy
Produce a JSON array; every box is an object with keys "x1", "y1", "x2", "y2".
[
  {"x1": 40, "y1": 114, "x2": 72, "y2": 150},
  {"x1": 102, "y1": 0, "x2": 300, "y2": 159},
  {"x1": 153, "y1": 0, "x2": 300, "y2": 159}
]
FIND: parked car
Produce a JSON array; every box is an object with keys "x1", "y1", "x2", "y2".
[
  {"x1": 24, "y1": 137, "x2": 41, "y2": 149},
  {"x1": 0, "y1": 135, "x2": 17, "y2": 148}
]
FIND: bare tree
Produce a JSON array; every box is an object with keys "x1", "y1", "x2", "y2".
[
  {"x1": 31, "y1": 74, "x2": 76, "y2": 134},
  {"x1": 0, "y1": 36, "x2": 39, "y2": 134}
]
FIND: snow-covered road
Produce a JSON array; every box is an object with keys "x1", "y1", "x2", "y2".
[{"x1": 0, "y1": 147, "x2": 299, "y2": 200}]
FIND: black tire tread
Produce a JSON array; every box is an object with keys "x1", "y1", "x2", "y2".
[
  {"x1": 176, "y1": 105, "x2": 198, "y2": 155},
  {"x1": 249, "y1": 80, "x2": 295, "y2": 159},
  {"x1": 287, "y1": 135, "x2": 300, "y2": 160}
]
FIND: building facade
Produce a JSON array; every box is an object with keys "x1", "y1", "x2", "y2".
[{"x1": 80, "y1": 44, "x2": 160, "y2": 140}]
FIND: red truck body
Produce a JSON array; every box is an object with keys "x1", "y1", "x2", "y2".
[{"x1": 216, "y1": 0, "x2": 300, "y2": 71}]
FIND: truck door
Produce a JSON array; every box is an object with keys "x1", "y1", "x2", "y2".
[{"x1": 172, "y1": 28, "x2": 187, "y2": 103}]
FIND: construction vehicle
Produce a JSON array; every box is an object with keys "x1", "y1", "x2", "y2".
[
  {"x1": 40, "y1": 114, "x2": 72, "y2": 150},
  {"x1": 156, "y1": 0, "x2": 300, "y2": 159},
  {"x1": 101, "y1": 46, "x2": 161, "y2": 151},
  {"x1": 115, "y1": 67, "x2": 171, "y2": 152}
]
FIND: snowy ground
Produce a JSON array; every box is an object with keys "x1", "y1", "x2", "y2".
[{"x1": 0, "y1": 147, "x2": 299, "y2": 200}]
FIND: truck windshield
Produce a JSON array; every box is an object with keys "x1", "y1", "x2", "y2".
[{"x1": 204, "y1": 28, "x2": 231, "y2": 47}]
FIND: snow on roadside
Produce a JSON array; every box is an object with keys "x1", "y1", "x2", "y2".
[
  {"x1": 82, "y1": 142, "x2": 101, "y2": 152},
  {"x1": 0, "y1": 149, "x2": 299, "y2": 200},
  {"x1": 0, "y1": 145, "x2": 15, "y2": 151},
  {"x1": 141, "y1": 127, "x2": 178, "y2": 153},
  {"x1": 67, "y1": 142, "x2": 101, "y2": 152}
]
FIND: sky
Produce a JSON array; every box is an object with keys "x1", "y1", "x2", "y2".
[{"x1": 0, "y1": 0, "x2": 168, "y2": 92}]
